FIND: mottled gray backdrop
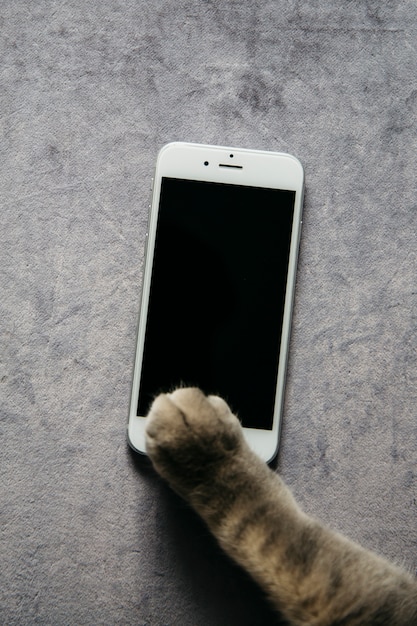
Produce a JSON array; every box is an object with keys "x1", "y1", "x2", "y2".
[{"x1": 1, "y1": 2, "x2": 416, "y2": 624}]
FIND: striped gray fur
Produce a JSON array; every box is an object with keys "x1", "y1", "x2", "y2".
[{"x1": 146, "y1": 388, "x2": 417, "y2": 626}]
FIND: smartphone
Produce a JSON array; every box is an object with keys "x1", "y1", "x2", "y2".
[{"x1": 128, "y1": 142, "x2": 304, "y2": 463}]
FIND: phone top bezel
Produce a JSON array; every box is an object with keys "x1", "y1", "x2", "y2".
[{"x1": 128, "y1": 142, "x2": 304, "y2": 463}]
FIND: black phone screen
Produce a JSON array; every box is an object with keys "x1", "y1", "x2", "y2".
[{"x1": 137, "y1": 177, "x2": 295, "y2": 430}]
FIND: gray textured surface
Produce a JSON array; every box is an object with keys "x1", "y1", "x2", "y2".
[{"x1": 1, "y1": 2, "x2": 416, "y2": 624}]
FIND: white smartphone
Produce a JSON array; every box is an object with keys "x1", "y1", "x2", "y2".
[{"x1": 128, "y1": 142, "x2": 304, "y2": 463}]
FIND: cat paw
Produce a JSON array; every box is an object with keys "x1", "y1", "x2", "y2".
[{"x1": 145, "y1": 388, "x2": 244, "y2": 492}]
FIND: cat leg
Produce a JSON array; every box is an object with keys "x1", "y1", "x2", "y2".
[{"x1": 145, "y1": 388, "x2": 417, "y2": 626}]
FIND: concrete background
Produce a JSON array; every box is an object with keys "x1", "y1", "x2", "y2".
[{"x1": 1, "y1": 2, "x2": 416, "y2": 624}]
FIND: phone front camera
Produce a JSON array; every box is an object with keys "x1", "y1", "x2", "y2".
[
  {"x1": 230, "y1": 154, "x2": 234, "y2": 158},
  {"x1": 204, "y1": 161, "x2": 209, "y2": 166}
]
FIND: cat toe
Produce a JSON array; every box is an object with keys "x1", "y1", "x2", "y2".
[{"x1": 145, "y1": 387, "x2": 243, "y2": 461}]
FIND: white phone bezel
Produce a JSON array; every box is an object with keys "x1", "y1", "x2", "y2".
[{"x1": 128, "y1": 142, "x2": 304, "y2": 463}]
